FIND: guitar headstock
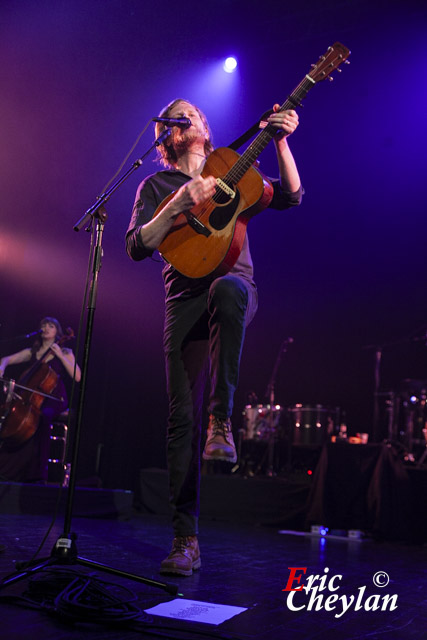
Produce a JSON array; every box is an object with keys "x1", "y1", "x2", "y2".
[{"x1": 308, "y1": 42, "x2": 351, "y2": 83}]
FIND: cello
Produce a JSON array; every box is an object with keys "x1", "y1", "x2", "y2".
[{"x1": 0, "y1": 328, "x2": 74, "y2": 447}]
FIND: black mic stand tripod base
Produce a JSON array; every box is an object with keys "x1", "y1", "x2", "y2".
[
  {"x1": 0, "y1": 131, "x2": 180, "y2": 598},
  {"x1": 1, "y1": 531, "x2": 179, "y2": 595}
]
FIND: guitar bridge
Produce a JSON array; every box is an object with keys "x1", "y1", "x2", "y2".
[{"x1": 187, "y1": 213, "x2": 211, "y2": 237}]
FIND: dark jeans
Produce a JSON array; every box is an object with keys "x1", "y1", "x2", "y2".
[{"x1": 163, "y1": 274, "x2": 258, "y2": 536}]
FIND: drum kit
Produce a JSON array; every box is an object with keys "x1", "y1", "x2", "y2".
[
  {"x1": 235, "y1": 330, "x2": 427, "y2": 476},
  {"x1": 236, "y1": 401, "x2": 341, "y2": 476},
  {"x1": 370, "y1": 329, "x2": 427, "y2": 464},
  {"x1": 375, "y1": 379, "x2": 427, "y2": 464},
  {"x1": 240, "y1": 403, "x2": 339, "y2": 445},
  {"x1": 234, "y1": 337, "x2": 344, "y2": 476},
  {"x1": 236, "y1": 387, "x2": 427, "y2": 475}
]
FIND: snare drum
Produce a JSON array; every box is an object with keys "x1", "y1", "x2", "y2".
[
  {"x1": 242, "y1": 404, "x2": 283, "y2": 441},
  {"x1": 287, "y1": 404, "x2": 337, "y2": 445}
]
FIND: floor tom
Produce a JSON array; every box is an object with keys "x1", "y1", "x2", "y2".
[{"x1": 287, "y1": 404, "x2": 337, "y2": 445}]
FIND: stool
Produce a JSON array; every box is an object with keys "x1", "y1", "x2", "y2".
[{"x1": 48, "y1": 410, "x2": 70, "y2": 485}]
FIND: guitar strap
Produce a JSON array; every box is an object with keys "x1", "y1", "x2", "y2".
[{"x1": 227, "y1": 108, "x2": 274, "y2": 151}]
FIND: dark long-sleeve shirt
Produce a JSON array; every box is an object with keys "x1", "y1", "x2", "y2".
[{"x1": 126, "y1": 169, "x2": 302, "y2": 302}]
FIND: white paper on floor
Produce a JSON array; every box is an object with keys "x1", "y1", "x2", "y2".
[{"x1": 144, "y1": 598, "x2": 247, "y2": 625}]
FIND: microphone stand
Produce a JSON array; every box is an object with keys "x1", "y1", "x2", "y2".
[
  {"x1": 262, "y1": 338, "x2": 293, "y2": 476},
  {"x1": 0, "y1": 129, "x2": 179, "y2": 596}
]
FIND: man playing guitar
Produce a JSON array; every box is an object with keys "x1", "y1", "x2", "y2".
[{"x1": 126, "y1": 98, "x2": 302, "y2": 576}]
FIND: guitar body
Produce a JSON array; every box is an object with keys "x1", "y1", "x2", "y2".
[{"x1": 153, "y1": 147, "x2": 274, "y2": 278}]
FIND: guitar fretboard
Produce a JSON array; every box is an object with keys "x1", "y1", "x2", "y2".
[{"x1": 224, "y1": 75, "x2": 315, "y2": 186}]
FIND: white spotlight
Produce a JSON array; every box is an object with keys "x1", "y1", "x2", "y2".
[{"x1": 223, "y1": 57, "x2": 237, "y2": 73}]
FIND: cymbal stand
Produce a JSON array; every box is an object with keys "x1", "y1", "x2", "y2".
[
  {"x1": 0, "y1": 129, "x2": 179, "y2": 596},
  {"x1": 372, "y1": 347, "x2": 383, "y2": 442},
  {"x1": 364, "y1": 328, "x2": 427, "y2": 442},
  {"x1": 417, "y1": 429, "x2": 427, "y2": 466}
]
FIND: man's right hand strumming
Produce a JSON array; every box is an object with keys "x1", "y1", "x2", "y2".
[
  {"x1": 139, "y1": 175, "x2": 216, "y2": 251},
  {"x1": 171, "y1": 175, "x2": 216, "y2": 214}
]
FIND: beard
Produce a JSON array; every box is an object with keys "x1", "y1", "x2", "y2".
[{"x1": 172, "y1": 125, "x2": 205, "y2": 154}]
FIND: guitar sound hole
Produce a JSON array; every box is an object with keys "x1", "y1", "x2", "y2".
[{"x1": 209, "y1": 188, "x2": 240, "y2": 230}]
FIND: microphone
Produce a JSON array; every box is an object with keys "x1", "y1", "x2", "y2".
[
  {"x1": 25, "y1": 330, "x2": 41, "y2": 338},
  {"x1": 152, "y1": 117, "x2": 191, "y2": 129}
]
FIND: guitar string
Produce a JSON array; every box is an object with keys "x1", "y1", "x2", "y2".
[
  {"x1": 190, "y1": 76, "x2": 313, "y2": 222},
  {"x1": 193, "y1": 63, "x2": 337, "y2": 220},
  {"x1": 206, "y1": 76, "x2": 313, "y2": 211},
  {"x1": 224, "y1": 76, "x2": 313, "y2": 186},
  {"x1": 187, "y1": 50, "x2": 346, "y2": 228}
]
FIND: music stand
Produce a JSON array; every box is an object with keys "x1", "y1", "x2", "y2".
[{"x1": 0, "y1": 129, "x2": 180, "y2": 596}]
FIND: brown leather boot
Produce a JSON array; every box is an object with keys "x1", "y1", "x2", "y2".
[
  {"x1": 160, "y1": 535, "x2": 201, "y2": 576},
  {"x1": 202, "y1": 414, "x2": 237, "y2": 462}
]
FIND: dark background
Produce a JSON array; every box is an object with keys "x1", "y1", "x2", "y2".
[{"x1": 1, "y1": 0, "x2": 426, "y2": 491}]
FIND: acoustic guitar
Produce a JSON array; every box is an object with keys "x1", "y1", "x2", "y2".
[{"x1": 153, "y1": 42, "x2": 351, "y2": 279}]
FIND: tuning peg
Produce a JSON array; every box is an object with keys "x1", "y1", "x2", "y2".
[
  {"x1": 328, "y1": 76, "x2": 334, "y2": 82},
  {"x1": 336, "y1": 68, "x2": 342, "y2": 72},
  {"x1": 345, "y1": 60, "x2": 350, "y2": 64}
]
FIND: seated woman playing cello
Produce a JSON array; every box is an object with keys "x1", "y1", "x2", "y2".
[{"x1": 0, "y1": 317, "x2": 81, "y2": 483}]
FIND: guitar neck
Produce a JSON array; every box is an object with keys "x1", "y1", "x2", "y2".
[{"x1": 225, "y1": 75, "x2": 315, "y2": 184}]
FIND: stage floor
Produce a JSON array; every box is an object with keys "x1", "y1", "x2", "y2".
[{"x1": 0, "y1": 511, "x2": 425, "y2": 639}]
